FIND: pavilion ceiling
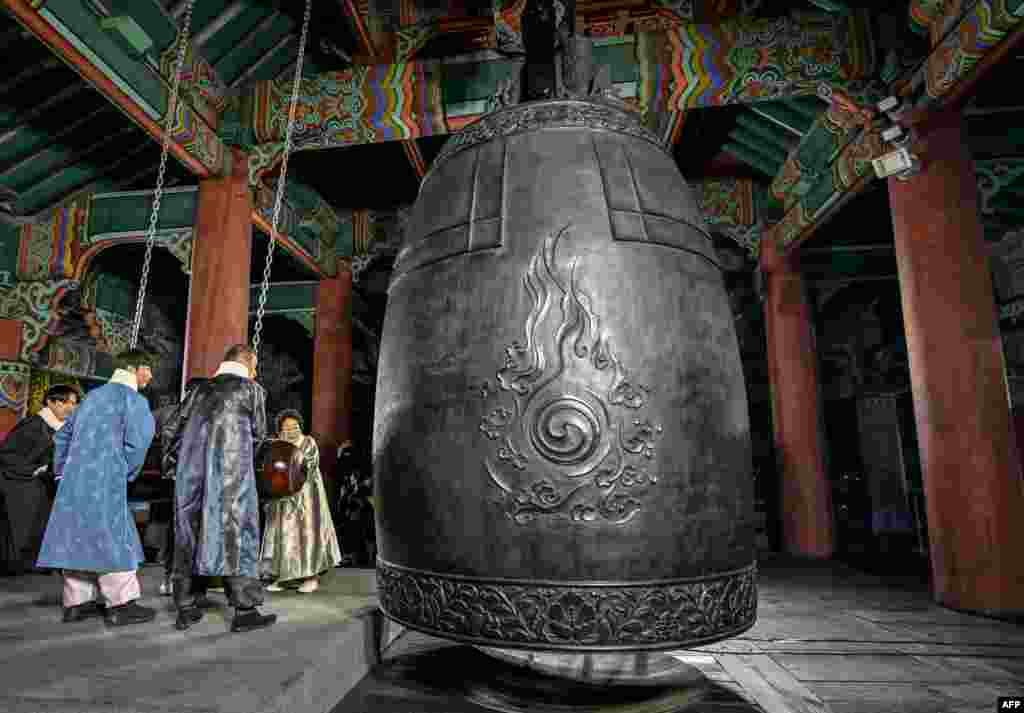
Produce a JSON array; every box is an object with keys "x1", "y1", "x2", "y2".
[
  {"x1": 0, "y1": 11, "x2": 194, "y2": 220},
  {"x1": 3, "y1": 0, "x2": 1024, "y2": 298}
]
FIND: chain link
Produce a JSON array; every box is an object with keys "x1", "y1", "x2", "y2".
[
  {"x1": 130, "y1": 0, "x2": 197, "y2": 350},
  {"x1": 251, "y1": 0, "x2": 313, "y2": 368}
]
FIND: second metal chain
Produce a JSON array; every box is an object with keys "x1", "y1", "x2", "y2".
[{"x1": 251, "y1": 0, "x2": 314, "y2": 367}]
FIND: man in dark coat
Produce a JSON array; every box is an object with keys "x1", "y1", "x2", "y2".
[
  {"x1": 0, "y1": 385, "x2": 80, "y2": 575},
  {"x1": 167, "y1": 344, "x2": 276, "y2": 633},
  {"x1": 157, "y1": 377, "x2": 208, "y2": 597},
  {"x1": 37, "y1": 350, "x2": 157, "y2": 627}
]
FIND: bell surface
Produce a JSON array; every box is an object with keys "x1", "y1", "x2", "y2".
[{"x1": 374, "y1": 98, "x2": 757, "y2": 652}]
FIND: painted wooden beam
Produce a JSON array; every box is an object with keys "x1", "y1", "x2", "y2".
[
  {"x1": 734, "y1": 113, "x2": 799, "y2": 152},
  {"x1": 0, "y1": 56, "x2": 61, "y2": 96},
  {"x1": 0, "y1": 104, "x2": 116, "y2": 175},
  {"x1": 342, "y1": 0, "x2": 378, "y2": 60},
  {"x1": 190, "y1": 1, "x2": 245, "y2": 50},
  {"x1": 251, "y1": 210, "x2": 328, "y2": 279},
  {"x1": 722, "y1": 143, "x2": 779, "y2": 178},
  {"x1": 402, "y1": 140, "x2": 427, "y2": 181},
  {"x1": 1, "y1": 0, "x2": 212, "y2": 177},
  {"x1": 0, "y1": 83, "x2": 88, "y2": 148},
  {"x1": 212, "y1": 11, "x2": 281, "y2": 76},
  {"x1": 193, "y1": 1, "x2": 247, "y2": 51},
  {"x1": 20, "y1": 142, "x2": 152, "y2": 217},
  {"x1": 729, "y1": 127, "x2": 791, "y2": 165},
  {"x1": 228, "y1": 34, "x2": 295, "y2": 89},
  {"x1": 901, "y1": 1, "x2": 1024, "y2": 119},
  {"x1": 5, "y1": 125, "x2": 138, "y2": 194},
  {"x1": 749, "y1": 104, "x2": 813, "y2": 137}
]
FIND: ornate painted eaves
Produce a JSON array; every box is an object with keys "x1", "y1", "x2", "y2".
[{"x1": 5, "y1": 0, "x2": 227, "y2": 176}]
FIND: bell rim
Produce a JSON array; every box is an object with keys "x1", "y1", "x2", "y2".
[{"x1": 376, "y1": 558, "x2": 758, "y2": 652}]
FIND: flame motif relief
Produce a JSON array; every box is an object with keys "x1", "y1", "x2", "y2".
[{"x1": 477, "y1": 226, "x2": 663, "y2": 525}]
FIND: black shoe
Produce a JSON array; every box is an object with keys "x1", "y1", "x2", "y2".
[
  {"x1": 231, "y1": 607, "x2": 276, "y2": 633},
  {"x1": 194, "y1": 593, "x2": 215, "y2": 609},
  {"x1": 104, "y1": 601, "x2": 156, "y2": 627},
  {"x1": 62, "y1": 600, "x2": 106, "y2": 623},
  {"x1": 175, "y1": 606, "x2": 204, "y2": 631}
]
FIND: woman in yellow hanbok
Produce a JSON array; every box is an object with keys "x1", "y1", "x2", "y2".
[{"x1": 260, "y1": 410, "x2": 341, "y2": 593}]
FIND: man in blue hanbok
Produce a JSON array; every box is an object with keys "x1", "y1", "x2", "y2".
[{"x1": 37, "y1": 349, "x2": 157, "y2": 627}]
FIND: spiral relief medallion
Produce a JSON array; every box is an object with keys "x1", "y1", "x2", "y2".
[
  {"x1": 477, "y1": 226, "x2": 664, "y2": 525},
  {"x1": 529, "y1": 396, "x2": 602, "y2": 467}
]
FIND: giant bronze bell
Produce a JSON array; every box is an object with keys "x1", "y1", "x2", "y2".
[{"x1": 373, "y1": 95, "x2": 757, "y2": 653}]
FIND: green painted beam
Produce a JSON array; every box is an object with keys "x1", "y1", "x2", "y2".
[
  {"x1": 103, "y1": 0, "x2": 178, "y2": 52},
  {"x1": 722, "y1": 142, "x2": 780, "y2": 177},
  {"x1": 16, "y1": 142, "x2": 151, "y2": 216},
  {"x1": 0, "y1": 84, "x2": 89, "y2": 152},
  {"x1": 247, "y1": 281, "x2": 318, "y2": 313},
  {"x1": 591, "y1": 43, "x2": 639, "y2": 84},
  {"x1": 749, "y1": 102, "x2": 814, "y2": 136},
  {"x1": 41, "y1": 0, "x2": 171, "y2": 118},
  {"x1": 442, "y1": 60, "x2": 523, "y2": 106},
  {"x1": 728, "y1": 129, "x2": 790, "y2": 166},
  {"x1": 734, "y1": 114, "x2": 799, "y2": 153},
  {"x1": 999, "y1": 181, "x2": 1024, "y2": 196},
  {"x1": 90, "y1": 186, "x2": 198, "y2": 237},
  {"x1": 215, "y1": 13, "x2": 293, "y2": 86},
  {"x1": 204, "y1": 6, "x2": 276, "y2": 66},
  {"x1": 990, "y1": 194, "x2": 1024, "y2": 215},
  {"x1": 5, "y1": 127, "x2": 137, "y2": 192},
  {"x1": 0, "y1": 105, "x2": 116, "y2": 175},
  {"x1": 786, "y1": 96, "x2": 827, "y2": 121},
  {"x1": 0, "y1": 56, "x2": 61, "y2": 96}
]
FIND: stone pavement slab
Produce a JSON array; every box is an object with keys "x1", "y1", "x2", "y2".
[
  {"x1": 333, "y1": 556, "x2": 1024, "y2": 713},
  {"x1": 0, "y1": 565, "x2": 391, "y2": 713}
]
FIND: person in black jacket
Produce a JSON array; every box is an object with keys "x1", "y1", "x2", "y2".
[
  {"x1": 0, "y1": 385, "x2": 80, "y2": 575},
  {"x1": 157, "y1": 377, "x2": 208, "y2": 597}
]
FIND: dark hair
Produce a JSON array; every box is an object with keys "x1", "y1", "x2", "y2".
[
  {"x1": 224, "y1": 343, "x2": 256, "y2": 363},
  {"x1": 275, "y1": 409, "x2": 304, "y2": 433},
  {"x1": 115, "y1": 349, "x2": 155, "y2": 371},
  {"x1": 44, "y1": 384, "x2": 80, "y2": 405}
]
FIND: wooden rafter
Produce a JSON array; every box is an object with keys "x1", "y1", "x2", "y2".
[
  {"x1": 342, "y1": 0, "x2": 378, "y2": 61},
  {"x1": 402, "y1": 139, "x2": 427, "y2": 180}
]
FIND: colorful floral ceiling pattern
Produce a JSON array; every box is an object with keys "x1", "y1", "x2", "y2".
[
  {"x1": 637, "y1": 9, "x2": 876, "y2": 122},
  {"x1": 924, "y1": 0, "x2": 1024, "y2": 101},
  {"x1": 249, "y1": 63, "x2": 446, "y2": 150}
]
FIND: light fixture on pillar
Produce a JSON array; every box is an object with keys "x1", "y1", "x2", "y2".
[
  {"x1": 872, "y1": 147, "x2": 921, "y2": 181},
  {"x1": 872, "y1": 96, "x2": 921, "y2": 182}
]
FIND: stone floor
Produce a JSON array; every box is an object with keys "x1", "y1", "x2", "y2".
[
  {"x1": 334, "y1": 556, "x2": 1024, "y2": 713},
  {"x1": 0, "y1": 557, "x2": 1020, "y2": 713},
  {"x1": 0, "y1": 564, "x2": 387, "y2": 713}
]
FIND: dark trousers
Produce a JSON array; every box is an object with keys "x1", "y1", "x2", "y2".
[
  {"x1": 173, "y1": 573, "x2": 263, "y2": 610},
  {"x1": 0, "y1": 476, "x2": 51, "y2": 574}
]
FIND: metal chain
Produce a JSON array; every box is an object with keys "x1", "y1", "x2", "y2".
[
  {"x1": 130, "y1": 0, "x2": 198, "y2": 349},
  {"x1": 252, "y1": 0, "x2": 313, "y2": 366}
]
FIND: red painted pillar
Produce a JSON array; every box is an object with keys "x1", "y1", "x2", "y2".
[
  {"x1": 889, "y1": 111, "x2": 1024, "y2": 617},
  {"x1": 761, "y1": 241, "x2": 835, "y2": 558},
  {"x1": 184, "y1": 150, "x2": 253, "y2": 381},
  {"x1": 311, "y1": 258, "x2": 353, "y2": 483},
  {"x1": 0, "y1": 319, "x2": 25, "y2": 438}
]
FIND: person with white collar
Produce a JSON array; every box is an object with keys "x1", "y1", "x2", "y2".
[
  {"x1": 36, "y1": 350, "x2": 157, "y2": 627},
  {"x1": 0, "y1": 384, "x2": 80, "y2": 576},
  {"x1": 166, "y1": 343, "x2": 276, "y2": 633}
]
